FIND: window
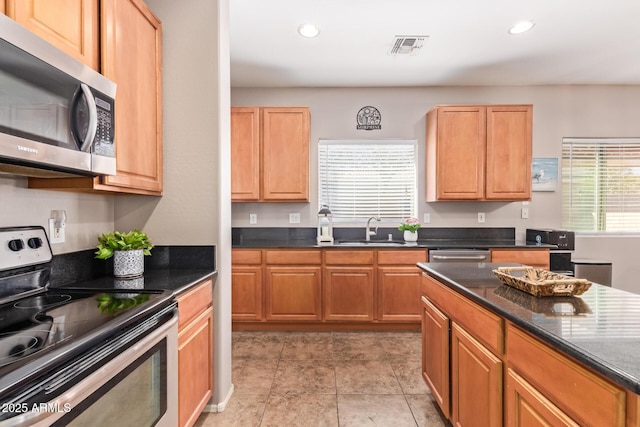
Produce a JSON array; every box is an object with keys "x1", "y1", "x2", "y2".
[
  {"x1": 318, "y1": 139, "x2": 417, "y2": 221},
  {"x1": 562, "y1": 138, "x2": 640, "y2": 232}
]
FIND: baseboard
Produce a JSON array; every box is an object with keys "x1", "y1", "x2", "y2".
[{"x1": 203, "y1": 383, "x2": 235, "y2": 412}]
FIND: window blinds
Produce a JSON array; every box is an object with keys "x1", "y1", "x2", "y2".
[
  {"x1": 562, "y1": 138, "x2": 640, "y2": 232},
  {"x1": 318, "y1": 140, "x2": 417, "y2": 221}
]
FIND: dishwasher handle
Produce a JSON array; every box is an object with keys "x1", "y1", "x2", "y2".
[{"x1": 430, "y1": 254, "x2": 490, "y2": 261}]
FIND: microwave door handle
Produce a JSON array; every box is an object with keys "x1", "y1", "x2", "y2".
[{"x1": 78, "y1": 83, "x2": 98, "y2": 152}]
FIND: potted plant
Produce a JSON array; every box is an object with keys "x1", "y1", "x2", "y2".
[
  {"x1": 95, "y1": 230, "x2": 153, "y2": 278},
  {"x1": 398, "y1": 217, "x2": 421, "y2": 242}
]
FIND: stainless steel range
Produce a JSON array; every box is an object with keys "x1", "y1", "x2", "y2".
[{"x1": 0, "y1": 226, "x2": 177, "y2": 426}]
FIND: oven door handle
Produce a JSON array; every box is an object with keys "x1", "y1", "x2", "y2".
[{"x1": 0, "y1": 312, "x2": 178, "y2": 427}]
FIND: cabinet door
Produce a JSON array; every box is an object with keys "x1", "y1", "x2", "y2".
[
  {"x1": 377, "y1": 266, "x2": 422, "y2": 321},
  {"x1": 506, "y1": 369, "x2": 579, "y2": 427},
  {"x1": 178, "y1": 308, "x2": 214, "y2": 427},
  {"x1": 232, "y1": 266, "x2": 263, "y2": 321},
  {"x1": 451, "y1": 322, "x2": 502, "y2": 427},
  {"x1": 427, "y1": 106, "x2": 485, "y2": 200},
  {"x1": 421, "y1": 296, "x2": 450, "y2": 419},
  {"x1": 324, "y1": 266, "x2": 374, "y2": 321},
  {"x1": 100, "y1": 0, "x2": 162, "y2": 194},
  {"x1": 485, "y1": 105, "x2": 532, "y2": 200},
  {"x1": 262, "y1": 107, "x2": 310, "y2": 201},
  {"x1": 490, "y1": 248, "x2": 550, "y2": 270},
  {"x1": 7, "y1": 0, "x2": 99, "y2": 69},
  {"x1": 231, "y1": 107, "x2": 261, "y2": 201},
  {"x1": 265, "y1": 266, "x2": 321, "y2": 320}
]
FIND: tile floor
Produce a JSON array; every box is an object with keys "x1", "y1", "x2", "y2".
[{"x1": 195, "y1": 331, "x2": 449, "y2": 427}]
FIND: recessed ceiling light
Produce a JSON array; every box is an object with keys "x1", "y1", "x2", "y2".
[
  {"x1": 508, "y1": 20, "x2": 535, "y2": 35},
  {"x1": 298, "y1": 23, "x2": 320, "y2": 38}
]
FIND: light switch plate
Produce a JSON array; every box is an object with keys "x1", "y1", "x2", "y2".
[
  {"x1": 289, "y1": 213, "x2": 301, "y2": 224},
  {"x1": 423, "y1": 213, "x2": 431, "y2": 224},
  {"x1": 521, "y1": 208, "x2": 529, "y2": 219},
  {"x1": 477, "y1": 212, "x2": 486, "y2": 223}
]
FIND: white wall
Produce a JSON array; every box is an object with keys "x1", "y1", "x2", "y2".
[
  {"x1": 231, "y1": 85, "x2": 640, "y2": 293},
  {"x1": 116, "y1": 0, "x2": 233, "y2": 409},
  {"x1": 0, "y1": 175, "x2": 114, "y2": 253}
]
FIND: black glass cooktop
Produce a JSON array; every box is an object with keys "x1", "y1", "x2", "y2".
[{"x1": 0, "y1": 288, "x2": 170, "y2": 375}]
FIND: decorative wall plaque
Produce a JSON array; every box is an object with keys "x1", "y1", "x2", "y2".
[{"x1": 356, "y1": 106, "x2": 381, "y2": 130}]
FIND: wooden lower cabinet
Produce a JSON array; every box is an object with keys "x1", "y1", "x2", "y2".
[
  {"x1": 265, "y1": 266, "x2": 322, "y2": 321},
  {"x1": 324, "y1": 266, "x2": 374, "y2": 321},
  {"x1": 506, "y1": 369, "x2": 579, "y2": 427},
  {"x1": 421, "y1": 296, "x2": 451, "y2": 419},
  {"x1": 507, "y1": 324, "x2": 626, "y2": 427},
  {"x1": 177, "y1": 279, "x2": 214, "y2": 427},
  {"x1": 232, "y1": 248, "x2": 424, "y2": 328},
  {"x1": 231, "y1": 266, "x2": 263, "y2": 321},
  {"x1": 490, "y1": 248, "x2": 550, "y2": 270},
  {"x1": 451, "y1": 322, "x2": 502, "y2": 427},
  {"x1": 422, "y1": 272, "x2": 633, "y2": 427},
  {"x1": 378, "y1": 266, "x2": 422, "y2": 321}
]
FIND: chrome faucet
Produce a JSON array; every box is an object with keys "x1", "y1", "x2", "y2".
[{"x1": 366, "y1": 216, "x2": 381, "y2": 241}]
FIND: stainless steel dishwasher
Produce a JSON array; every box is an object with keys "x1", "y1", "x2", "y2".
[{"x1": 429, "y1": 249, "x2": 491, "y2": 263}]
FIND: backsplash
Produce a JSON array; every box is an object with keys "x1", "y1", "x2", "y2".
[{"x1": 232, "y1": 227, "x2": 516, "y2": 245}]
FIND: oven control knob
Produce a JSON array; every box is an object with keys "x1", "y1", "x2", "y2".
[
  {"x1": 8, "y1": 239, "x2": 24, "y2": 252},
  {"x1": 27, "y1": 237, "x2": 43, "y2": 249}
]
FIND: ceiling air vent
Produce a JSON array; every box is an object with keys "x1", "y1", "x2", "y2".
[{"x1": 388, "y1": 35, "x2": 427, "y2": 56}]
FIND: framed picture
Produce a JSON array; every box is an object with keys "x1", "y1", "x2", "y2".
[{"x1": 532, "y1": 158, "x2": 558, "y2": 192}]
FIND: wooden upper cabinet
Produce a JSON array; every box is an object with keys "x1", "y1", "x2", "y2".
[
  {"x1": 6, "y1": 0, "x2": 99, "y2": 70},
  {"x1": 27, "y1": 0, "x2": 163, "y2": 195},
  {"x1": 231, "y1": 106, "x2": 310, "y2": 202},
  {"x1": 426, "y1": 104, "x2": 532, "y2": 201},
  {"x1": 485, "y1": 105, "x2": 532, "y2": 200},
  {"x1": 231, "y1": 107, "x2": 261, "y2": 200},
  {"x1": 427, "y1": 105, "x2": 486, "y2": 200},
  {"x1": 262, "y1": 107, "x2": 309, "y2": 201},
  {"x1": 99, "y1": 0, "x2": 162, "y2": 194}
]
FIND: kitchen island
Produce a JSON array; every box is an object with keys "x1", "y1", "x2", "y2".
[{"x1": 419, "y1": 261, "x2": 640, "y2": 426}]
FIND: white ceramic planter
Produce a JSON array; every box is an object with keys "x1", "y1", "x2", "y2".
[
  {"x1": 404, "y1": 230, "x2": 418, "y2": 242},
  {"x1": 113, "y1": 249, "x2": 144, "y2": 278}
]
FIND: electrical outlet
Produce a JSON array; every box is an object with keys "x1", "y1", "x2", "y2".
[
  {"x1": 423, "y1": 213, "x2": 431, "y2": 224},
  {"x1": 521, "y1": 208, "x2": 529, "y2": 219},
  {"x1": 249, "y1": 214, "x2": 257, "y2": 224},
  {"x1": 477, "y1": 212, "x2": 486, "y2": 223},
  {"x1": 48, "y1": 218, "x2": 65, "y2": 244},
  {"x1": 289, "y1": 213, "x2": 301, "y2": 224}
]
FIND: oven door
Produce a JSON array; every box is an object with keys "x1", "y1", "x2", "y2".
[{"x1": 0, "y1": 306, "x2": 178, "y2": 427}]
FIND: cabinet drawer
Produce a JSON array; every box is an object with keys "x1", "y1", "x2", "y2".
[
  {"x1": 422, "y1": 273, "x2": 503, "y2": 354},
  {"x1": 507, "y1": 323, "x2": 625, "y2": 427},
  {"x1": 233, "y1": 249, "x2": 262, "y2": 265},
  {"x1": 177, "y1": 279, "x2": 213, "y2": 329},
  {"x1": 490, "y1": 249, "x2": 550, "y2": 268},
  {"x1": 378, "y1": 249, "x2": 427, "y2": 265},
  {"x1": 325, "y1": 250, "x2": 374, "y2": 265},
  {"x1": 265, "y1": 250, "x2": 322, "y2": 265}
]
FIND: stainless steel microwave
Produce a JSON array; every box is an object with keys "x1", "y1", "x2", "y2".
[{"x1": 0, "y1": 14, "x2": 116, "y2": 177}]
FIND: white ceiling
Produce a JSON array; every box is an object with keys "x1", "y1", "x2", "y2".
[{"x1": 229, "y1": 0, "x2": 640, "y2": 88}]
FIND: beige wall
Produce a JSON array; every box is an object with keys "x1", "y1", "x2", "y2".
[
  {"x1": 123, "y1": 0, "x2": 233, "y2": 409},
  {"x1": 0, "y1": 175, "x2": 114, "y2": 254},
  {"x1": 231, "y1": 85, "x2": 640, "y2": 293}
]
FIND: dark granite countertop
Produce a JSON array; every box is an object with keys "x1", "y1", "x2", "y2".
[
  {"x1": 53, "y1": 269, "x2": 217, "y2": 296},
  {"x1": 232, "y1": 238, "x2": 554, "y2": 249},
  {"x1": 418, "y1": 262, "x2": 640, "y2": 394},
  {"x1": 232, "y1": 227, "x2": 555, "y2": 249},
  {"x1": 50, "y1": 245, "x2": 216, "y2": 296}
]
